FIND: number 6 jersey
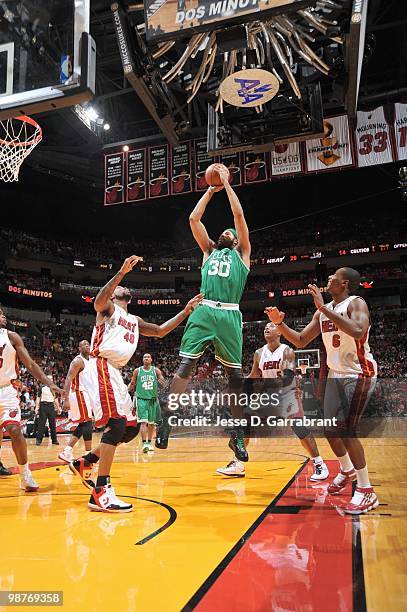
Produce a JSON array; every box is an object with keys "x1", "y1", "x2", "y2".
[
  {"x1": 90, "y1": 303, "x2": 139, "y2": 368},
  {"x1": 320, "y1": 296, "x2": 377, "y2": 377}
]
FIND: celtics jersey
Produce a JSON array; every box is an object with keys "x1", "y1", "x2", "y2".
[
  {"x1": 200, "y1": 248, "x2": 249, "y2": 304},
  {"x1": 136, "y1": 366, "x2": 158, "y2": 400}
]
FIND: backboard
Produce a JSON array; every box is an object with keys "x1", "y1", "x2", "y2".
[{"x1": 0, "y1": 0, "x2": 95, "y2": 119}]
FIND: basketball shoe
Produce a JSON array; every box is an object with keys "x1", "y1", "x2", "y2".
[
  {"x1": 0, "y1": 461, "x2": 11, "y2": 476},
  {"x1": 216, "y1": 459, "x2": 245, "y2": 477},
  {"x1": 20, "y1": 471, "x2": 39, "y2": 492},
  {"x1": 327, "y1": 469, "x2": 356, "y2": 494},
  {"x1": 228, "y1": 433, "x2": 248, "y2": 462},
  {"x1": 142, "y1": 441, "x2": 149, "y2": 453},
  {"x1": 155, "y1": 412, "x2": 171, "y2": 449},
  {"x1": 58, "y1": 446, "x2": 74, "y2": 464},
  {"x1": 69, "y1": 458, "x2": 95, "y2": 490},
  {"x1": 343, "y1": 487, "x2": 379, "y2": 514},
  {"x1": 88, "y1": 484, "x2": 133, "y2": 513},
  {"x1": 309, "y1": 461, "x2": 329, "y2": 482}
]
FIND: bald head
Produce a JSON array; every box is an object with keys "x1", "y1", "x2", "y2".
[{"x1": 338, "y1": 267, "x2": 361, "y2": 293}]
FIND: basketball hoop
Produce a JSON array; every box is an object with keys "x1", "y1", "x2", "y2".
[{"x1": 0, "y1": 116, "x2": 42, "y2": 182}]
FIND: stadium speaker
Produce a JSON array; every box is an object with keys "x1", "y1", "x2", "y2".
[{"x1": 175, "y1": 277, "x2": 184, "y2": 293}]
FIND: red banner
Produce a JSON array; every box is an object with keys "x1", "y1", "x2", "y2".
[
  {"x1": 148, "y1": 145, "x2": 170, "y2": 198},
  {"x1": 243, "y1": 151, "x2": 268, "y2": 183},
  {"x1": 194, "y1": 139, "x2": 212, "y2": 191},
  {"x1": 171, "y1": 142, "x2": 192, "y2": 195},
  {"x1": 219, "y1": 151, "x2": 243, "y2": 186},
  {"x1": 104, "y1": 152, "x2": 125, "y2": 205},
  {"x1": 127, "y1": 148, "x2": 147, "y2": 202}
]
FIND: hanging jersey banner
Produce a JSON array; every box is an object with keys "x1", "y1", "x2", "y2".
[
  {"x1": 148, "y1": 145, "x2": 170, "y2": 198},
  {"x1": 218, "y1": 151, "x2": 242, "y2": 187},
  {"x1": 356, "y1": 107, "x2": 394, "y2": 167},
  {"x1": 395, "y1": 103, "x2": 407, "y2": 161},
  {"x1": 171, "y1": 142, "x2": 192, "y2": 195},
  {"x1": 243, "y1": 151, "x2": 268, "y2": 183},
  {"x1": 271, "y1": 142, "x2": 302, "y2": 176},
  {"x1": 104, "y1": 153, "x2": 125, "y2": 206},
  {"x1": 194, "y1": 139, "x2": 213, "y2": 191},
  {"x1": 306, "y1": 116, "x2": 354, "y2": 172},
  {"x1": 127, "y1": 148, "x2": 147, "y2": 202}
]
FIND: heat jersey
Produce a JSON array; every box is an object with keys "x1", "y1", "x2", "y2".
[
  {"x1": 200, "y1": 248, "x2": 249, "y2": 304},
  {"x1": 70, "y1": 355, "x2": 91, "y2": 392},
  {"x1": 90, "y1": 304, "x2": 139, "y2": 368},
  {"x1": 320, "y1": 296, "x2": 377, "y2": 377},
  {"x1": 0, "y1": 329, "x2": 18, "y2": 386},
  {"x1": 258, "y1": 343, "x2": 297, "y2": 393}
]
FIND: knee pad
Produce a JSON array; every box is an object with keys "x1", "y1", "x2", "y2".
[
  {"x1": 101, "y1": 417, "x2": 126, "y2": 446},
  {"x1": 82, "y1": 421, "x2": 93, "y2": 442},
  {"x1": 291, "y1": 424, "x2": 311, "y2": 440},
  {"x1": 121, "y1": 422, "x2": 141, "y2": 444},
  {"x1": 72, "y1": 423, "x2": 84, "y2": 439},
  {"x1": 176, "y1": 357, "x2": 197, "y2": 380}
]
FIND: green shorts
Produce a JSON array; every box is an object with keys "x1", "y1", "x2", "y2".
[
  {"x1": 136, "y1": 398, "x2": 161, "y2": 424},
  {"x1": 180, "y1": 303, "x2": 242, "y2": 368}
]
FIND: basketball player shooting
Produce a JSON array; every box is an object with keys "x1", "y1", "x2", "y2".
[
  {"x1": 0, "y1": 307, "x2": 62, "y2": 492},
  {"x1": 217, "y1": 321, "x2": 329, "y2": 480},
  {"x1": 69, "y1": 256, "x2": 203, "y2": 512},
  {"x1": 265, "y1": 267, "x2": 379, "y2": 515},
  {"x1": 156, "y1": 164, "x2": 251, "y2": 461}
]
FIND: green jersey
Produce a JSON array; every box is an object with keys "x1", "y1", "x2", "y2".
[
  {"x1": 200, "y1": 248, "x2": 249, "y2": 304},
  {"x1": 136, "y1": 366, "x2": 158, "y2": 400}
]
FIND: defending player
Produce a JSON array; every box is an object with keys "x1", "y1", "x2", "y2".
[
  {"x1": 58, "y1": 340, "x2": 93, "y2": 464},
  {"x1": 265, "y1": 267, "x2": 378, "y2": 514},
  {"x1": 128, "y1": 353, "x2": 165, "y2": 453},
  {"x1": 69, "y1": 257, "x2": 202, "y2": 512},
  {"x1": 216, "y1": 322, "x2": 329, "y2": 479},
  {"x1": 0, "y1": 307, "x2": 61, "y2": 491},
  {"x1": 156, "y1": 164, "x2": 250, "y2": 459},
  {"x1": 0, "y1": 430, "x2": 11, "y2": 475}
]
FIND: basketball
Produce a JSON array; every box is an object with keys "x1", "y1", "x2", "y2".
[{"x1": 205, "y1": 163, "x2": 230, "y2": 187}]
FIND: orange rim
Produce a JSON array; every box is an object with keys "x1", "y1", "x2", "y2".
[{"x1": 0, "y1": 115, "x2": 43, "y2": 148}]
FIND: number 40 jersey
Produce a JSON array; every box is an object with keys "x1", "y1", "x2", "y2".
[{"x1": 90, "y1": 303, "x2": 139, "y2": 368}]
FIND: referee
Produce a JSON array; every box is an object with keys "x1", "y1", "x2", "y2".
[{"x1": 35, "y1": 375, "x2": 61, "y2": 446}]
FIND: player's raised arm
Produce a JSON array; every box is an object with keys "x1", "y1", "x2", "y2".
[
  {"x1": 62, "y1": 356, "x2": 85, "y2": 411},
  {"x1": 189, "y1": 188, "x2": 220, "y2": 255},
  {"x1": 218, "y1": 166, "x2": 251, "y2": 264},
  {"x1": 94, "y1": 256, "x2": 143, "y2": 315},
  {"x1": 128, "y1": 368, "x2": 139, "y2": 393},
  {"x1": 9, "y1": 331, "x2": 62, "y2": 394},
  {"x1": 138, "y1": 293, "x2": 203, "y2": 338},
  {"x1": 248, "y1": 349, "x2": 262, "y2": 378},
  {"x1": 264, "y1": 307, "x2": 321, "y2": 348}
]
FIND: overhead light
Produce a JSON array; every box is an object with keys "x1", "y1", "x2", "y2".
[
  {"x1": 86, "y1": 106, "x2": 99, "y2": 122},
  {"x1": 103, "y1": 123, "x2": 110, "y2": 131},
  {"x1": 123, "y1": 145, "x2": 129, "y2": 152}
]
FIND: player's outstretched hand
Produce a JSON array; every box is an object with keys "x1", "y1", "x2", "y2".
[
  {"x1": 120, "y1": 255, "x2": 143, "y2": 275},
  {"x1": 308, "y1": 284, "x2": 324, "y2": 310},
  {"x1": 217, "y1": 164, "x2": 230, "y2": 186},
  {"x1": 184, "y1": 293, "x2": 204, "y2": 315},
  {"x1": 50, "y1": 383, "x2": 64, "y2": 395},
  {"x1": 208, "y1": 185, "x2": 224, "y2": 194},
  {"x1": 264, "y1": 306, "x2": 285, "y2": 325}
]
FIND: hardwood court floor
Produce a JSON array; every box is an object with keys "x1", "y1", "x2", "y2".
[{"x1": 0, "y1": 434, "x2": 406, "y2": 611}]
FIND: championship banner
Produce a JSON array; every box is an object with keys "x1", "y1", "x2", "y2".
[
  {"x1": 148, "y1": 145, "x2": 170, "y2": 198},
  {"x1": 104, "y1": 152, "x2": 125, "y2": 206},
  {"x1": 243, "y1": 151, "x2": 268, "y2": 183},
  {"x1": 355, "y1": 107, "x2": 394, "y2": 167},
  {"x1": 395, "y1": 103, "x2": 407, "y2": 161},
  {"x1": 219, "y1": 151, "x2": 242, "y2": 186},
  {"x1": 271, "y1": 142, "x2": 302, "y2": 176},
  {"x1": 127, "y1": 148, "x2": 147, "y2": 202},
  {"x1": 194, "y1": 139, "x2": 212, "y2": 191},
  {"x1": 171, "y1": 142, "x2": 192, "y2": 195},
  {"x1": 305, "y1": 116, "x2": 354, "y2": 172}
]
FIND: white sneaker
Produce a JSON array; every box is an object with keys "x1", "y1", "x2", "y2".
[
  {"x1": 58, "y1": 447, "x2": 74, "y2": 464},
  {"x1": 147, "y1": 443, "x2": 154, "y2": 452},
  {"x1": 88, "y1": 483, "x2": 133, "y2": 513},
  {"x1": 216, "y1": 460, "x2": 245, "y2": 477},
  {"x1": 309, "y1": 462, "x2": 329, "y2": 482},
  {"x1": 20, "y1": 471, "x2": 39, "y2": 492}
]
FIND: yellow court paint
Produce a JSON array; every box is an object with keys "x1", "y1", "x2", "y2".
[{"x1": 0, "y1": 459, "x2": 303, "y2": 611}]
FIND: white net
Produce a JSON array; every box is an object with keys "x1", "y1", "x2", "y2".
[{"x1": 0, "y1": 116, "x2": 42, "y2": 182}]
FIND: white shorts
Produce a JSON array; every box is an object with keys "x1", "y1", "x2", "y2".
[
  {"x1": 0, "y1": 384, "x2": 21, "y2": 429},
  {"x1": 276, "y1": 388, "x2": 304, "y2": 419},
  {"x1": 68, "y1": 389, "x2": 93, "y2": 424},
  {"x1": 87, "y1": 357, "x2": 136, "y2": 427}
]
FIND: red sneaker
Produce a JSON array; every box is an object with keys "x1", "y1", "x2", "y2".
[
  {"x1": 343, "y1": 487, "x2": 379, "y2": 515},
  {"x1": 69, "y1": 458, "x2": 95, "y2": 490},
  {"x1": 88, "y1": 484, "x2": 132, "y2": 513},
  {"x1": 327, "y1": 469, "x2": 356, "y2": 495}
]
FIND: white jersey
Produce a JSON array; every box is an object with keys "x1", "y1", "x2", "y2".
[
  {"x1": 90, "y1": 304, "x2": 139, "y2": 368},
  {"x1": 258, "y1": 343, "x2": 297, "y2": 393},
  {"x1": 0, "y1": 329, "x2": 18, "y2": 387},
  {"x1": 320, "y1": 296, "x2": 377, "y2": 377},
  {"x1": 70, "y1": 355, "x2": 91, "y2": 392}
]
